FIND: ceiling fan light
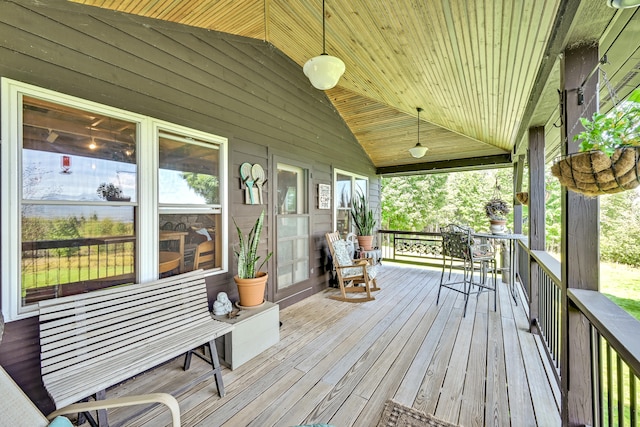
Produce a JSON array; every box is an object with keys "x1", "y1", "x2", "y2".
[
  {"x1": 304, "y1": 54, "x2": 345, "y2": 90},
  {"x1": 607, "y1": 0, "x2": 640, "y2": 8},
  {"x1": 409, "y1": 143, "x2": 428, "y2": 158}
]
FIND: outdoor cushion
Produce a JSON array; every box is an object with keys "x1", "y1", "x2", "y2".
[
  {"x1": 332, "y1": 239, "x2": 378, "y2": 279},
  {"x1": 49, "y1": 416, "x2": 73, "y2": 427}
]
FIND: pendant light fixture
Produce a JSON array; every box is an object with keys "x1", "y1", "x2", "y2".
[
  {"x1": 409, "y1": 107, "x2": 429, "y2": 158},
  {"x1": 607, "y1": 0, "x2": 640, "y2": 8},
  {"x1": 303, "y1": 0, "x2": 345, "y2": 90}
]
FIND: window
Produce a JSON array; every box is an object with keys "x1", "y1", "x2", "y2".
[
  {"x1": 158, "y1": 130, "x2": 222, "y2": 276},
  {"x1": 276, "y1": 163, "x2": 309, "y2": 292},
  {"x1": 334, "y1": 169, "x2": 368, "y2": 236},
  {"x1": 1, "y1": 78, "x2": 228, "y2": 321}
]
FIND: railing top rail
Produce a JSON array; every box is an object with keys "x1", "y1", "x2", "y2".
[
  {"x1": 378, "y1": 229, "x2": 442, "y2": 237},
  {"x1": 530, "y1": 250, "x2": 561, "y2": 284},
  {"x1": 569, "y1": 288, "x2": 640, "y2": 378}
]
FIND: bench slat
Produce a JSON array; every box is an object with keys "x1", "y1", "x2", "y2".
[
  {"x1": 38, "y1": 270, "x2": 233, "y2": 410},
  {"x1": 40, "y1": 295, "x2": 208, "y2": 356},
  {"x1": 44, "y1": 321, "x2": 231, "y2": 408},
  {"x1": 41, "y1": 308, "x2": 213, "y2": 372}
]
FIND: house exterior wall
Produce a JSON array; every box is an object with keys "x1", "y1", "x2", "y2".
[{"x1": 0, "y1": 0, "x2": 378, "y2": 412}]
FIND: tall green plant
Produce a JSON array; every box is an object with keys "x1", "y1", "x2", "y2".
[
  {"x1": 351, "y1": 190, "x2": 376, "y2": 235},
  {"x1": 233, "y1": 210, "x2": 272, "y2": 279}
]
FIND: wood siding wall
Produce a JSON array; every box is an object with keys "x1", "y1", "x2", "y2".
[{"x1": 0, "y1": 0, "x2": 378, "y2": 412}]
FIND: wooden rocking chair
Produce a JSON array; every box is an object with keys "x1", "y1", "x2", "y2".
[{"x1": 325, "y1": 231, "x2": 379, "y2": 302}]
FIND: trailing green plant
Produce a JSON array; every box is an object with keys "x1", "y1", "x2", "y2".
[
  {"x1": 351, "y1": 189, "x2": 376, "y2": 235},
  {"x1": 575, "y1": 88, "x2": 640, "y2": 156},
  {"x1": 233, "y1": 210, "x2": 272, "y2": 279}
]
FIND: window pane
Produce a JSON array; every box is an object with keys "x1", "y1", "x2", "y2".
[
  {"x1": 277, "y1": 164, "x2": 306, "y2": 214},
  {"x1": 20, "y1": 96, "x2": 138, "y2": 308},
  {"x1": 159, "y1": 214, "x2": 221, "y2": 275},
  {"x1": 22, "y1": 96, "x2": 137, "y2": 203},
  {"x1": 21, "y1": 205, "x2": 135, "y2": 307},
  {"x1": 336, "y1": 174, "x2": 352, "y2": 209},
  {"x1": 159, "y1": 131, "x2": 220, "y2": 205},
  {"x1": 276, "y1": 215, "x2": 309, "y2": 289},
  {"x1": 158, "y1": 130, "x2": 222, "y2": 278}
]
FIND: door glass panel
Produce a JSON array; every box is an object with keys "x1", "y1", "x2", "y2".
[{"x1": 276, "y1": 163, "x2": 309, "y2": 291}]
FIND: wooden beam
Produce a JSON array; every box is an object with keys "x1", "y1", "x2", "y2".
[
  {"x1": 560, "y1": 44, "x2": 599, "y2": 427},
  {"x1": 376, "y1": 154, "x2": 512, "y2": 177}
]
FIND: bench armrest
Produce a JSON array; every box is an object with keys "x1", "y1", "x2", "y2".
[{"x1": 47, "y1": 393, "x2": 181, "y2": 427}]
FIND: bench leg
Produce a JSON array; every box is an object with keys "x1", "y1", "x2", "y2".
[
  {"x1": 208, "y1": 340, "x2": 225, "y2": 398},
  {"x1": 77, "y1": 390, "x2": 109, "y2": 427},
  {"x1": 182, "y1": 341, "x2": 225, "y2": 398}
]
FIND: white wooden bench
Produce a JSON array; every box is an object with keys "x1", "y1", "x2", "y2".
[{"x1": 38, "y1": 270, "x2": 233, "y2": 426}]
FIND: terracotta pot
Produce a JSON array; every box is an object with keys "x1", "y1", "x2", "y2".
[
  {"x1": 357, "y1": 235, "x2": 374, "y2": 251},
  {"x1": 234, "y1": 272, "x2": 268, "y2": 307}
]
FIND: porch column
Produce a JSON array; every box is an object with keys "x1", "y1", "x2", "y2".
[
  {"x1": 560, "y1": 44, "x2": 600, "y2": 427},
  {"x1": 513, "y1": 155, "x2": 524, "y2": 234},
  {"x1": 528, "y1": 127, "x2": 545, "y2": 334}
]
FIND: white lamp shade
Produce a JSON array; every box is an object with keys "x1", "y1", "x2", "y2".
[
  {"x1": 607, "y1": 0, "x2": 640, "y2": 7},
  {"x1": 303, "y1": 54, "x2": 345, "y2": 90},
  {"x1": 409, "y1": 143, "x2": 429, "y2": 158}
]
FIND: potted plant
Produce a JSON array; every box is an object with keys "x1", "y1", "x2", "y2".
[
  {"x1": 551, "y1": 91, "x2": 640, "y2": 196},
  {"x1": 233, "y1": 210, "x2": 272, "y2": 307},
  {"x1": 350, "y1": 189, "x2": 376, "y2": 250},
  {"x1": 484, "y1": 197, "x2": 510, "y2": 234},
  {"x1": 97, "y1": 182, "x2": 130, "y2": 202}
]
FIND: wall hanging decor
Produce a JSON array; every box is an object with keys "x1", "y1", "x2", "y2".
[
  {"x1": 240, "y1": 162, "x2": 266, "y2": 205},
  {"x1": 318, "y1": 183, "x2": 331, "y2": 209}
]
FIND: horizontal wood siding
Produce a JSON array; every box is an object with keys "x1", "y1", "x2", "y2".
[{"x1": 0, "y1": 0, "x2": 378, "y2": 412}]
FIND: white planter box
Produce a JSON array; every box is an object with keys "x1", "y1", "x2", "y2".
[{"x1": 214, "y1": 301, "x2": 280, "y2": 370}]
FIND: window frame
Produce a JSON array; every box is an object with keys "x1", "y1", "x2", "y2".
[
  {"x1": 1, "y1": 78, "x2": 228, "y2": 321},
  {"x1": 333, "y1": 168, "x2": 369, "y2": 235}
]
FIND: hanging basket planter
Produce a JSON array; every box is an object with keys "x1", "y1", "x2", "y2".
[
  {"x1": 551, "y1": 146, "x2": 640, "y2": 197},
  {"x1": 515, "y1": 192, "x2": 529, "y2": 205}
]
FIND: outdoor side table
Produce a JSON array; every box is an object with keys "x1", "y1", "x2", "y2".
[{"x1": 213, "y1": 301, "x2": 280, "y2": 370}]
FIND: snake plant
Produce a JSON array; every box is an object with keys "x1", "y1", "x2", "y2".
[
  {"x1": 350, "y1": 189, "x2": 376, "y2": 236},
  {"x1": 234, "y1": 210, "x2": 272, "y2": 279}
]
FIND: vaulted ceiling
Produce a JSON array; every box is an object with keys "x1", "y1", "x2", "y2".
[{"x1": 70, "y1": 0, "x2": 640, "y2": 174}]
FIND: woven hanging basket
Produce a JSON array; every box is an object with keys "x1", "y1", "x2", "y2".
[
  {"x1": 515, "y1": 192, "x2": 529, "y2": 205},
  {"x1": 551, "y1": 146, "x2": 640, "y2": 197}
]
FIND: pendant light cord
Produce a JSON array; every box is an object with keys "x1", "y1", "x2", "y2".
[{"x1": 322, "y1": 0, "x2": 326, "y2": 54}]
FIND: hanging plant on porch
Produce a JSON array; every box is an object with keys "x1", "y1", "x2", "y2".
[{"x1": 551, "y1": 88, "x2": 640, "y2": 197}]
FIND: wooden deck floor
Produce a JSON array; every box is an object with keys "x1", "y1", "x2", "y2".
[{"x1": 96, "y1": 264, "x2": 561, "y2": 427}]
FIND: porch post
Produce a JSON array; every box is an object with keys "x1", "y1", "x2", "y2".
[
  {"x1": 513, "y1": 155, "x2": 524, "y2": 234},
  {"x1": 528, "y1": 127, "x2": 545, "y2": 334},
  {"x1": 560, "y1": 44, "x2": 600, "y2": 427}
]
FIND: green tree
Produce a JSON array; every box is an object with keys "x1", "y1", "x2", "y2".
[
  {"x1": 381, "y1": 174, "x2": 448, "y2": 231},
  {"x1": 600, "y1": 189, "x2": 640, "y2": 266},
  {"x1": 182, "y1": 173, "x2": 219, "y2": 204}
]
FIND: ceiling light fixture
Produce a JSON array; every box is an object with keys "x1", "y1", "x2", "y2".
[
  {"x1": 607, "y1": 0, "x2": 640, "y2": 7},
  {"x1": 303, "y1": 0, "x2": 345, "y2": 90},
  {"x1": 409, "y1": 107, "x2": 429, "y2": 158}
]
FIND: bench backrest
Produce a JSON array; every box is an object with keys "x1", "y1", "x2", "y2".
[{"x1": 38, "y1": 270, "x2": 212, "y2": 384}]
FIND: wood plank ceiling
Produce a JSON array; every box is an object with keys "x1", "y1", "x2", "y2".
[{"x1": 69, "y1": 0, "x2": 639, "y2": 173}]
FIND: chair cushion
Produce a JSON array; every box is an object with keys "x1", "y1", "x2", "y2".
[
  {"x1": 332, "y1": 239, "x2": 354, "y2": 267},
  {"x1": 49, "y1": 417, "x2": 74, "y2": 427}
]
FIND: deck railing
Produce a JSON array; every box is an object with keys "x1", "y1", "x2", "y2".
[
  {"x1": 21, "y1": 236, "x2": 135, "y2": 303},
  {"x1": 378, "y1": 230, "x2": 443, "y2": 267},
  {"x1": 380, "y1": 228, "x2": 639, "y2": 426}
]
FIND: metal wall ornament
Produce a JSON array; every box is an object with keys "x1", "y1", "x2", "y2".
[{"x1": 240, "y1": 162, "x2": 266, "y2": 205}]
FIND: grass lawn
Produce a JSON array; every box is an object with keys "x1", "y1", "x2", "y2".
[{"x1": 601, "y1": 262, "x2": 640, "y2": 321}]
